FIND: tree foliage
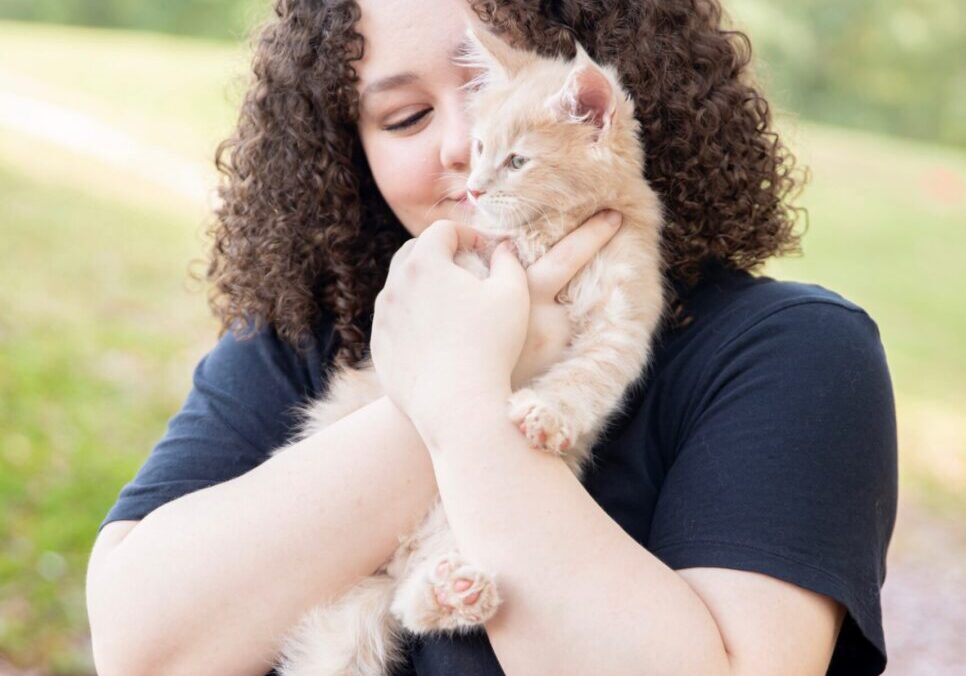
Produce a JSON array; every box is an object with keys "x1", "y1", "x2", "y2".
[
  {"x1": 0, "y1": 0, "x2": 268, "y2": 41},
  {"x1": 0, "y1": 0, "x2": 962, "y2": 145},
  {"x1": 729, "y1": 0, "x2": 965, "y2": 146}
]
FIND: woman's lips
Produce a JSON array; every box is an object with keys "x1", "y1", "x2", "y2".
[{"x1": 448, "y1": 193, "x2": 472, "y2": 208}]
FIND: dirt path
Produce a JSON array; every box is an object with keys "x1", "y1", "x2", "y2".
[
  {"x1": 881, "y1": 500, "x2": 966, "y2": 674},
  {"x1": 0, "y1": 84, "x2": 213, "y2": 207}
]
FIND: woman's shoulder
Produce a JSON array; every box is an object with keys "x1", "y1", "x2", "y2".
[
  {"x1": 647, "y1": 265, "x2": 893, "y2": 426},
  {"x1": 688, "y1": 265, "x2": 874, "y2": 337},
  {"x1": 637, "y1": 267, "x2": 896, "y2": 676},
  {"x1": 663, "y1": 265, "x2": 883, "y2": 368},
  {"x1": 199, "y1": 315, "x2": 341, "y2": 405}
]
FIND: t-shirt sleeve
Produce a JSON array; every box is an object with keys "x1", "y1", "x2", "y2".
[
  {"x1": 98, "y1": 325, "x2": 324, "y2": 534},
  {"x1": 647, "y1": 300, "x2": 898, "y2": 675}
]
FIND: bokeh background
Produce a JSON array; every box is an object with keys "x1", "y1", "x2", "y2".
[{"x1": 0, "y1": 1, "x2": 963, "y2": 673}]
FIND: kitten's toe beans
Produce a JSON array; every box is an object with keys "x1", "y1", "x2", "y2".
[
  {"x1": 429, "y1": 554, "x2": 501, "y2": 629},
  {"x1": 432, "y1": 561, "x2": 478, "y2": 606},
  {"x1": 434, "y1": 579, "x2": 480, "y2": 607},
  {"x1": 393, "y1": 552, "x2": 501, "y2": 634},
  {"x1": 508, "y1": 390, "x2": 572, "y2": 455}
]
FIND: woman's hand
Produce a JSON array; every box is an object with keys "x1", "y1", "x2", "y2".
[
  {"x1": 370, "y1": 210, "x2": 623, "y2": 440},
  {"x1": 511, "y1": 209, "x2": 623, "y2": 390},
  {"x1": 371, "y1": 220, "x2": 529, "y2": 436}
]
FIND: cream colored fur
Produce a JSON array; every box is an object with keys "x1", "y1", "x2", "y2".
[{"x1": 273, "y1": 26, "x2": 664, "y2": 676}]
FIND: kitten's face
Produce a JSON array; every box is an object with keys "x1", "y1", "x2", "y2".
[
  {"x1": 465, "y1": 124, "x2": 570, "y2": 231},
  {"x1": 460, "y1": 27, "x2": 630, "y2": 237}
]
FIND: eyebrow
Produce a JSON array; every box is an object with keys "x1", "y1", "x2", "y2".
[
  {"x1": 361, "y1": 72, "x2": 419, "y2": 99},
  {"x1": 360, "y1": 38, "x2": 474, "y2": 101}
]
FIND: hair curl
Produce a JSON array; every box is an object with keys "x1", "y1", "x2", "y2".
[{"x1": 209, "y1": 0, "x2": 805, "y2": 365}]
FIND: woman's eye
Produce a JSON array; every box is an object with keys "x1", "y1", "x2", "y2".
[
  {"x1": 507, "y1": 154, "x2": 528, "y2": 170},
  {"x1": 384, "y1": 109, "x2": 431, "y2": 132}
]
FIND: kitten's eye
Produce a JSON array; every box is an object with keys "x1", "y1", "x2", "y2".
[
  {"x1": 507, "y1": 154, "x2": 529, "y2": 170},
  {"x1": 474, "y1": 139, "x2": 483, "y2": 155}
]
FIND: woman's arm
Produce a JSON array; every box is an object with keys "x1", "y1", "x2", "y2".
[
  {"x1": 368, "y1": 220, "x2": 721, "y2": 672},
  {"x1": 86, "y1": 395, "x2": 436, "y2": 676},
  {"x1": 87, "y1": 211, "x2": 621, "y2": 676},
  {"x1": 424, "y1": 391, "x2": 842, "y2": 676},
  {"x1": 424, "y1": 392, "x2": 728, "y2": 674}
]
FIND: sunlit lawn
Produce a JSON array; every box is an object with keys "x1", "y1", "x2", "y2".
[
  {"x1": 0, "y1": 19, "x2": 963, "y2": 673},
  {"x1": 0, "y1": 135, "x2": 216, "y2": 670},
  {"x1": 0, "y1": 20, "x2": 247, "y2": 162}
]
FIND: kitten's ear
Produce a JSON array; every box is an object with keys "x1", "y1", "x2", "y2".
[
  {"x1": 455, "y1": 24, "x2": 531, "y2": 86},
  {"x1": 548, "y1": 49, "x2": 616, "y2": 138}
]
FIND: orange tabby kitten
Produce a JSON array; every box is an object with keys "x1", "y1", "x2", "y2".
[{"x1": 274, "y1": 25, "x2": 664, "y2": 676}]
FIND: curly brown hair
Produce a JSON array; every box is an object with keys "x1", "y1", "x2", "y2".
[{"x1": 209, "y1": 0, "x2": 805, "y2": 366}]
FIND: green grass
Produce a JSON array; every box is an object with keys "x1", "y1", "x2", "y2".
[
  {"x1": 0, "y1": 142, "x2": 215, "y2": 671},
  {"x1": 0, "y1": 19, "x2": 964, "y2": 673}
]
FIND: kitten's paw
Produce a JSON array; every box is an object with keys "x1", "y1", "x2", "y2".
[
  {"x1": 507, "y1": 389, "x2": 572, "y2": 455},
  {"x1": 393, "y1": 552, "x2": 500, "y2": 633},
  {"x1": 430, "y1": 554, "x2": 500, "y2": 628}
]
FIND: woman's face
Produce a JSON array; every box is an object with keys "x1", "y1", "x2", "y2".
[{"x1": 355, "y1": 0, "x2": 479, "y2": 236}]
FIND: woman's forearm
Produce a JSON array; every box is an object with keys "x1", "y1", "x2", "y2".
[
  {"x1": 422, "y1": 391, "x2": 731, "y2": 676},
  {"x1": 87, "y1": 395, "x2": 437, "y2": 676}
]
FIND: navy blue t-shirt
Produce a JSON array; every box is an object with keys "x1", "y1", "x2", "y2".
[{"x1": 100, "y1": 265, "x2": 898, "y2": 675}]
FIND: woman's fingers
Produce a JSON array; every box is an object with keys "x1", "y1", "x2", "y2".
[
  {"x1": 487, "y1": 239, "x2": 528, "y2": 293},
  {"x1": 529, "y1": 209, "x2": 622, "y2": 299},
  {"x1": 417, "y1": 219, "x2": 485, "y2": 259},
  {"x1": 388, "y1": 220, "x2": 483, "y2": 281},
  {"x1": 387, "y1": 237, "x2": 418, "y2": 277}
]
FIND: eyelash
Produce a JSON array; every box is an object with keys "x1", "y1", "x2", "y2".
[{"x1": 384, "y1": 109, "x2": 431, "y2": 132}]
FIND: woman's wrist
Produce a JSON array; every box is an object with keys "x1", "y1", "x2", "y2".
[{"x1": 409, "y1": 380, "x2": 513, "y2": 457}]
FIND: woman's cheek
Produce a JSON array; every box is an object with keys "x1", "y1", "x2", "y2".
[{"x1": 368, "y1": 137, "x2": 441, "y2": 237}]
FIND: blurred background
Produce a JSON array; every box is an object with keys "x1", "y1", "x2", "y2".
[{"x1": 0, "y1": 0, "x2": 962, "y2": 673}]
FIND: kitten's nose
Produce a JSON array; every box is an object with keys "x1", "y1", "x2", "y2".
[{"x1": 468, "y1": 188, "x2": 486, "y2": 200}]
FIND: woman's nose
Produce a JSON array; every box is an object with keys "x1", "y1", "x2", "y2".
[{"x1": 439, "y1": 103, "x2": 472, "y2": 172}]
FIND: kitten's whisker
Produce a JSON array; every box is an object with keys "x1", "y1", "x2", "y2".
[
  {"x1": 422, "y1": 194, "x2": 456, "y2": 221},
  {"x1": 432, "y1": 169, "x2": 469, "y2": 196},
  {"x1": 429, "y1": 194, "x2": 452, "y2": 210},
  {"x1": 515, "y1": 195, "x2": 554, "y2": 230}
]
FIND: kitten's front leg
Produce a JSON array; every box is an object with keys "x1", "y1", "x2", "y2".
[
  {"x1": 508, "y1": 289, "x2": 659, "y2": 472},
  {"x1": 508, "y1": 387, "x2": 575, "y2": 457}
]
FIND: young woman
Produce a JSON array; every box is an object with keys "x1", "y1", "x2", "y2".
[{"x1": 86, "y1": 1, "x2": 897, "y2": 674}]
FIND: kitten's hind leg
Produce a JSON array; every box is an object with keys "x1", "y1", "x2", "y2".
[
  {"x1": 275, "y1": 574, "x2": 405, "y2": 676},
  {"x1": 389, "y1": 502, "x2": 501, "y2": 634},
  {"x1": 392, "y1": 551, "x2": 501, "y2": 634}
]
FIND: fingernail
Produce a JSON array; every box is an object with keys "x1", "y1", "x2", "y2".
[{"x1": 603, "y1": 210, "x2": 622, "y2": 228}]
